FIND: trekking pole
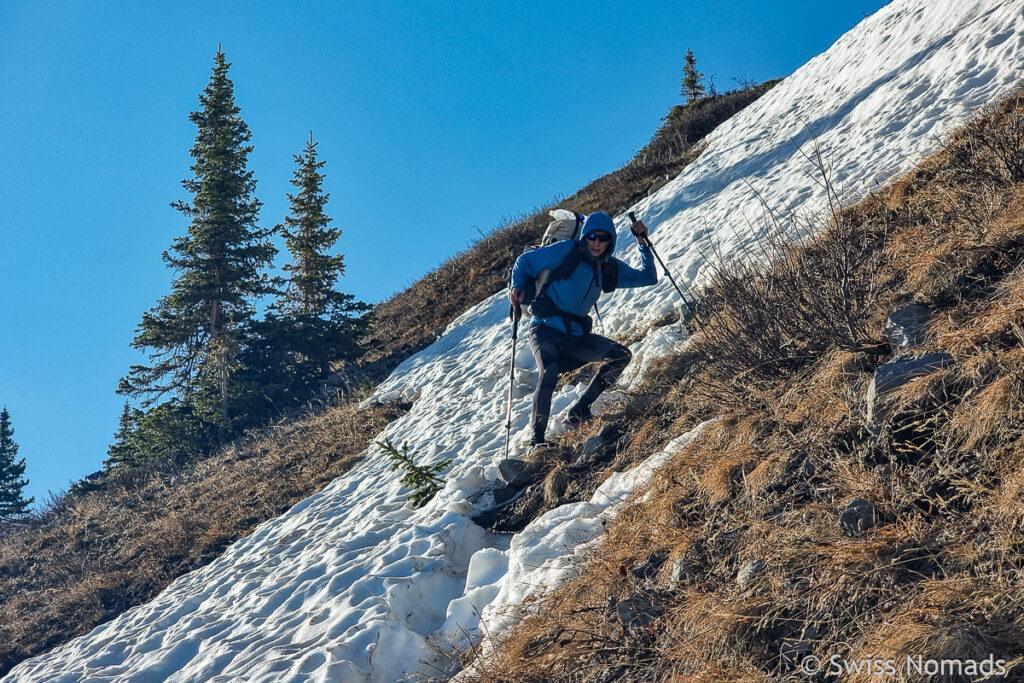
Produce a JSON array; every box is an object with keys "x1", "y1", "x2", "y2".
[
  {"x1": 503, "y1": 302, "x2": 522, "y2": 461},
  {"x1": 628, "y1": 211, "x2": 700, "y2": 327}
]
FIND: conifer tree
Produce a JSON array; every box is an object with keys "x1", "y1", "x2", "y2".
[
  {"x1": 269, "y1": 133, "x2": 370, "y2": 378},
  {"x1": 119, "y1": 48, "x2": 277, "y2": 431},
  {"x1": 0, "y1": 407, "x2": 34, "y2": 519},
  {"x1": 278, "y1": 133, "x2": 349, "y2": 319},
  {"x1": 104, "y1": 401, "x2": 141, "y2": 470},
  {"x1": 377, "y1": 438, "x2": 452, "y2": 508},
  {"x1": 681, "y1": 48, "x2": 706, "y2": 103}
]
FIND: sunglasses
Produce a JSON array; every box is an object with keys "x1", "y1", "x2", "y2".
[{"x1": 585, "y1": 231, "x2": 613, "y2": 243}]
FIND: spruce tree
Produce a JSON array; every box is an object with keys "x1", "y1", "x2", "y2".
[
  {"x1": 0, "y1": 407, "x2": 34, "y2": 519},
  {"x1": 271, "y1": 133, "x2": 370, "y2": 378},
  {"x1": 119, "y1": 48, "x2": 277, "y2": 432},
  {"x1": 278, "y1": 133, "x2": 349, "y2": 319},
  {"x1": 377, "y1": 438, "x2": 452, "y2": 508},
  {"x1": 104, "y1": 401, "x2": 141, "y2": 470},
  {"x1": 681, "y1": 48, "x2": 706, "y2": 103}
]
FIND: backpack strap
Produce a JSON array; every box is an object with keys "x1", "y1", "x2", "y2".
[
  {"x1": 600, "y1": 259, "x2": 618, "y2": 293},
  {"x1": 547, "y1": 246, "x2": 584, "y2": 285},
  {"x1": 522, "y1": 243, "x2": 618, "y2": 335},
  {"x1": 529, "y1": 245, "x2": 600, "y2": 335}
]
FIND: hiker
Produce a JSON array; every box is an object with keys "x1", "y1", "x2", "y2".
[{"x1": 509, "y1": 211, "x2": 657, "y2": 454}]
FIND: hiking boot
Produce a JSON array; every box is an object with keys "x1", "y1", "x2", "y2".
[{"x1": 562, "y1": 406, "x2": 593, "y2": 429}]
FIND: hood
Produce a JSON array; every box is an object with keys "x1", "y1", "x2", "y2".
[{"x1": 580, "y1": 211, "x2": 617, "y2": 260}]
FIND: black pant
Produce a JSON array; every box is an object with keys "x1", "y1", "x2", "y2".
[{"x1": 527, "y1": 323, "x2": 632, "y2": 444}]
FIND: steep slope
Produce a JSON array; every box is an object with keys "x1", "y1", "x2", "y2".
[
  {"x1": 0, "y1": 69, "x2": 771, "y2": 682},
  {"x1": 6, "y1": 1, "x2": 1024, "y2": 681},
  {"x1": 460, "y1": 89, "x2": 1024, "y2": 681}
]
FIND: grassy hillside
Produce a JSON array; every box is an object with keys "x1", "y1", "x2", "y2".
[
  {"x1": 458, "y1": 88, "x2": 1024, "y2": 682},
  {"x1": 0, "y1": 401, "x2": 404, "y2": 675},
  {"x1": 0, "y1": 83, "x2": 775, "y2": 677}
]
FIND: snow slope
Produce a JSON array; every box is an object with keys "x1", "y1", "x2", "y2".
[{"x1": 7, "y1": 1, "x2": 1024, "y2": 681}]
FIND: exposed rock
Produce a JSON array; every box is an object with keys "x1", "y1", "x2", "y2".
[
  {"x1": 737, "y1": 558, "x2": 766, "y2": 590},
  {"x1": 497, "y1": 459, "x2": 540, "y2": 489},
  {"x1": 780, "y1": 624, "x2": 820, "y2": 666},
  {"x1": 577, "y1": 424, "x2": 621, "y2": 467},
  {"x1": 669, "y1": 558, "x2": 688, "y2": 587},
  {"x1": 630, "y1": 553, "x2": 668, "y2": 582},
  {"x1": 325, "y1": 373, "x2": 346, "y2": 388},
  {"x1": 585, "y1": 424, "x2": 617, "y2": 457},
  {"x1": 680, "y1": 298, "x2": 701, "y2": 327},
  {"x1": 886, "y1": 304, "x2": 934, "y2": 349},
  {"x1": 872, "y1": 353, "x2": 955, "y2": 394},
  {"x1": 840, "y1": 498, "x2": 877, "y2": 536},
  {"x1": 473, "y1": 482, "x2": 547, "y2": 533},
  {"x1": 492, "y1": 484, "x2": 519, "y2": 506},
  {"x1": 866, "y1": 352, "x2": 955, "y2": 425},
  {"x1": 615, "y1": 592, "x2": 663, "y2": 632}
]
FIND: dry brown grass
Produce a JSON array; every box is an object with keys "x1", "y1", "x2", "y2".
[
  {"x1": 691, "y1": 188, "x2": 888, "y2": 409},
  {"x1": 847, "y1": 577, "x2": 1024, "y2": 683},
  {"x1": 0, "y1": 399, "x2": 404, "y2": 677},
  {"x1": 457, "y1": 88, "x2": 1024, "y2": 682}
]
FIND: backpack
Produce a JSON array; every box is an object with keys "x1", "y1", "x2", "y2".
[{"x1": 540, "y1": 208, "x2": 584, "y2": 246}]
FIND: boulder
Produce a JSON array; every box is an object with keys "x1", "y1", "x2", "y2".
[
  {"x1": 577, "y1": 424, "x2": 621, "y2": 466},
  {"x1": 615, "y1": 592, "x2": 663, "y2": 631},
  {"x1": 497, "y1": 459, "x2": 540, "y2": 489},
  {"x1": 866, "y1": 353, "x2": 955, "y2": 425},
  {"x1": 885, "y1": 304, "x2": 934, "y2": 349},
  {"x1": 737, "y1": 558, "x2": 766, "y2": 590},
  {"x1": 492, "y1": 484, "x2": 519, "y2": 506},
  {"x1": 839, "y1": 498, "x2": 877, "y2": 536}
]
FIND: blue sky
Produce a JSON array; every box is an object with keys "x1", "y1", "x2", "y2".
[{"x1": 0, "y1": 0, "x2": 887, "y2": 505}]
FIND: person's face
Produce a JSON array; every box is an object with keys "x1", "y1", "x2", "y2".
[{"x1": 585, "y1": 230, "x2": 612, "y2": 257}]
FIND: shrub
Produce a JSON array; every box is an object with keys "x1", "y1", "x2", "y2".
[
  {"x1": 694, "y1": 138, "x2": 885, "y2": 403},
  {"x1": 377, "y1": 438, "x2": 452, "y2": 508}
]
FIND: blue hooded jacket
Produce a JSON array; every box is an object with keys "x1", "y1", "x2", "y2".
[{"x1": 510, "y1": 212, "x2": 657, "y2": 335}]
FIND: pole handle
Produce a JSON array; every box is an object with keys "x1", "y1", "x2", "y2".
[
  {"x1": 627, "y1": 211, "x2": 651, "y2": 247},
  {"x1": 628, "y1": 211, "x2": 698, "y2": 325}
]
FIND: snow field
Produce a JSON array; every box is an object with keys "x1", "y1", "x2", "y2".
[{"x1": 7, "y1": 1, "x2": 1024, "y2": 681}]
